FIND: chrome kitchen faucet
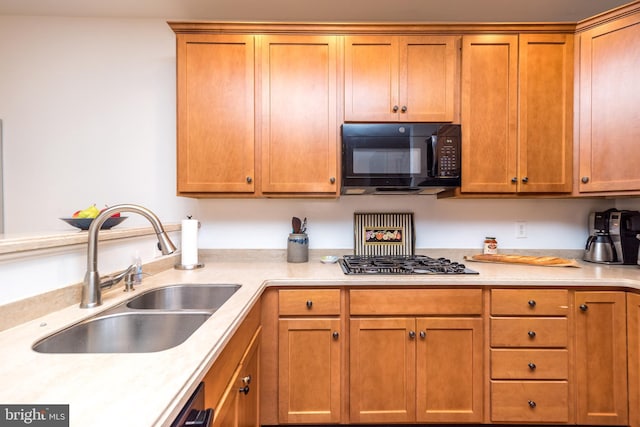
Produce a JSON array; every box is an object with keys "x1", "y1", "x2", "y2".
[{"x1": 80, "y1": 204, "x2": 177, "y2": 308}]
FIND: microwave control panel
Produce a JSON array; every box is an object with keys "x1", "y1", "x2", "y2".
[{"x1": 437, "y1": 136, "x2": 460, "y2": 177}]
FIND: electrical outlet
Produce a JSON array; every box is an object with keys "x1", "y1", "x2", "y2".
[{"x1": 516, "y1": 221, "x2": 528, "y2": 239}]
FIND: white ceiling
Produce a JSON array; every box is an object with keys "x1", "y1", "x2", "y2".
[{"x1": 0, "y1": 0, "x2": 633, "y2": 23}]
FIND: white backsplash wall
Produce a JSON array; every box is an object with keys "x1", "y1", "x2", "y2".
[{"x1": 195, "y1": 196, "x2": 617, "y2": 251}]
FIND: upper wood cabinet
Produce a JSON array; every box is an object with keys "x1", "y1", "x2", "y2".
[
  {"x1": 176, "y1": 34, "x2": 256, "y2": 195},
  {"x1": 260, "y1": 35, "x2": 339, "y2": 195},
  {"x1": 344, "y1": 35, "x2": 458, "y2": 122},
  {"x1": 460, "y1": 33, "x2": 573, "y2": 194},
  {"x1": 577, "y1": 10, "x2": 640, "y2": 195}
]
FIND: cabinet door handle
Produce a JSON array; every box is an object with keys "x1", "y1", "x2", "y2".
[
  {"x1": 401, "y1": 105, "x2": 407, "y2": 113},
  {"x1": 528, "y1": 362, "x2": 537, "y2": 370},
  {"x1": 581, "y1": 176, "x2": 590, "y2": 184},
  {"x1": 306, "y1": 300, "x2": 313, "y2": 309},
  {"x1": 579, "y1": 304, "x2": 589, "y2": 312},
  {"x1": 528, "y1": 330, "x2": 536, "y2": 338},
  {"x1": 246, "y1": 176, "x2": 252, "y2": 183},
  {"x1": 409, "y1": 330, "x2": 416, "y2": 339},
  {"x1": 332, "y1": 331, "x2": 339, "y2": 340},
  {"x1": 522, "y1": 176, "x2": 529, "y2": 183},
  {"x1": 528, "y1": 299, "x2": 536, "y2": 308},
  {"x1": 511, "y1": 177, "x2": 518, "y2": 183},
  {"x1": 392, "y1": 105, "x2": 399, "y2": 112},
  {"x1": 239, "y1": 385, "x2": 250, "y2": 395},
  {"x1": 242, "y1": 375, "x2": 252, "y2": 385},
  {"x1": 419, "y1": 331, "x2": 426, "y2": 339},
  {"x1": 329, "y1": 177, "x2": 336, "y2": 184},
  {"x1": 528, "y1": 400, "x2": 536, "y2": 408}
]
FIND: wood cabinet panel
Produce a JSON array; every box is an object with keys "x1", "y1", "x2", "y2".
[
  {"x1": 278, "y1": 318, "x2": 341, "y2": 424},
  {"x1": 349, "y1": 288, "x2": 483, "y2": 315},
  {"x1": 578, "y1": 13, "x2": 640, "y2": 193},
  {"x1": 461, "y1": 35, "x2": 518, "y2": 193},
  {"x1": 491, "y1": 289, "x2": 569, "y2": 316},
  {"x1": 491, "y1": 381, "x2": 569, "y2": 423},
  {"x1": 575, "y1": 291, "x2": 628, "y2": 425},
  {"x1": 416, "y1": 317, "x2": 483, "y2": 422},
  {"x1": 491, "y1": 349, "x2": 569, "y2": 380},
  {"x1": 176, "y1": 34, "x2": 256, "y2": 194},
  {"x1": 491, "y1": 318, "x2": 568, "y2": 347},
  {"x1": 260, "y1": 35, "x2": 339, "y2": 195}
]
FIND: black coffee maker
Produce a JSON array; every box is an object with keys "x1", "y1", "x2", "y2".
[{"x1": 584, "y1": 209, "x2": 640, "y2": 264}]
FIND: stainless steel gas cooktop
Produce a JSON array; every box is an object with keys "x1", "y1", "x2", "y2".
[{"x1": 339, "y1": 255, "x2": 479, "y2": 275}]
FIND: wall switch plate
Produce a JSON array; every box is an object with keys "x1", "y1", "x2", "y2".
[{"x1": 516, "y1": 221, "x2": 527, "y2": 238}]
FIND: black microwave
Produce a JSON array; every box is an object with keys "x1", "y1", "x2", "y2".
[{"x1": 341, "y1": 123, "x2": 461, "y2": 195}]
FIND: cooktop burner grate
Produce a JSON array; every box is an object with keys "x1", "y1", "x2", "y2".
[{"x1": 339, "y1": 255, "x2": 479, "y2": 275}]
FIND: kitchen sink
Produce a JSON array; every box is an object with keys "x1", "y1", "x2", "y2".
[
  {"x1": 32, "y1": 312, "x2": 211, "y2": 353},
  {"x1": 126, "y1": 284, "x2": 241, "y2": 311},
  {"x1": 32, "y1": 283, "x2": 242, "y2": 354}
]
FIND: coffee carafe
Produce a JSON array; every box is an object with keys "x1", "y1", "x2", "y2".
[
  {"x1": 584, "y1": 210, "x2": 617, "y2": 263},
  {"x1": 584, "y1": 233, "x2": 616, "y2": 263}
]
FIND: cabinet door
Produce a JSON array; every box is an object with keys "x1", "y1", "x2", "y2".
[
  {"x1": 461, "y1": 35, "x2": 518, "y2": 192},
  {"x1": 344, "y1": 36, "x2": 399, "y2": 122},
  {"x1": 575, "y1": 291, "x2": 628, "y2": 425},
  {"x1": 237, "y1": 331, "x2": 260, "y2": 427},
  {"x1": 261, "y1": 35, "x2": 338, "y2": 195},
  {"x1": 400, "y1": 36, "x2": 458, "y2": 122},
  {"x1": 278, "y1": 318, "x2": 341, "y2": 424},
  {"x1": 176, "y1": 34, "x2": 255, "y2": 194},
  {"x1": 350, "y1": 317, "x2": 416, "y2": 423},
  {"x1": 628, "y1": 293, "x2": 640, "y2": 427},
  {"x1": 415, "y1": 317, "x2": 483, "y2": 422},
  {"x1": 518, "y1": 34, "x2": 573, "y2": 193},
  {"x1": 578, "y1": 14, "x2": 640, "y2": 193}
]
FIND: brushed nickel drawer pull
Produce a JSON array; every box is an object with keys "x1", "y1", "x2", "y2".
[
  {"x1": 528, "y1": 400, "x2": 536, "y2": 408},
  {"x1": 528, "y1": 330, "x2": 536, "y2": 338},
  {"x1": 528, "y1": 362, "x2": 536, "y2": 370},
  {"x1": 306, "y1": 300, "x2": 313, "y2": 309},
  {"x1": 528, "y1": 299, "x2": 536, "y2": 307}
]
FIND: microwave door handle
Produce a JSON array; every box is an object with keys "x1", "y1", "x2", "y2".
[{"x1": 428, "y1": 136, "x2": 437, "y2": 177}]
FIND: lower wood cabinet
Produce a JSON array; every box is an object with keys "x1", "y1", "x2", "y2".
[
  {"x1": 489, "y1": 289, "x2": 571, "y2": 424},
  {"x1": 260, "y1": 287, "x2": 637, "y2": 427},
  {"x1": 203, "y1": 302, "x2": 261, "y2": 427},
  {"x1": 349, "y1": 289, "x2": 484, "y2": 424},
  {"x1": 628, "y1": 293, "x2": 640, "y2": 427},
  {"x1": 575, "y1": 291, "x2": 628, "y2": 425},
  {"x1": 277, "y1": 289, "x2": 343, "y2": 424}
]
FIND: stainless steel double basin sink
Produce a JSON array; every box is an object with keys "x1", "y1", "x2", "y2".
[{"x1": 32, "y1": 284, "x2": 240, "y2": 354}]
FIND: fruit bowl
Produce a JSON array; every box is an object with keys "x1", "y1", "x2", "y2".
[{"x1": 60, "y1": 217, "x2": 128, "y2": 230}]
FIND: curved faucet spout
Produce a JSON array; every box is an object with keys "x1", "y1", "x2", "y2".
[{"x1": 81, "y1": 204, "x2": 177, "y2": 308}]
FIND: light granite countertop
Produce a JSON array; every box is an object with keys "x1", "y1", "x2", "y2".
[{"x1": 0, "y1": 250, "x2": 639, "y2": 427}]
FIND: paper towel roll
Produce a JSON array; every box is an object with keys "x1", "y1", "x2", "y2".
[{"x1": 181, "y1": 219, "x2": 199, "y2": 266}]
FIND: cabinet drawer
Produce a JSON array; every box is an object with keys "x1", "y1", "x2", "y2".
[
  {"x1": 349, "y1": 289, "x2": 483, "y2": 315},
  {"x1": 279, "y1": 289, "x2": 341, "y2": 316},
  {"x1": 491, "y1": 318, "x2": 568, "y2": 347},
  {"x1": 491, "y1": 381, "x2": 569, "y2": 423},
  {"x1": 491, "y1": 349, "x2": 569, "y2": 380},
  {"x1": 491, "y1": 289, "x2": 569, "y2": 316}
]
